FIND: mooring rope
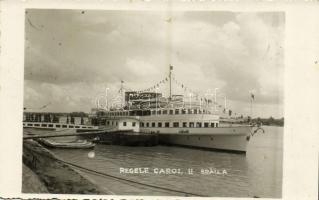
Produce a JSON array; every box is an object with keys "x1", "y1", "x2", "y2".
[{"x1": 50, "y1": 156, "x2": 206, "y2": 197}]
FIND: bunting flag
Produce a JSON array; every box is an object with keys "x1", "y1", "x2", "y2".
[{"x1": 128, "y1": 73, "x2": 247, "y2": 119}]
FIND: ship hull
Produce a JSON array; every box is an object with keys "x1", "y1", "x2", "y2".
[
  {"x1": 142, "y1": 126, "x2": 251, "y2": 153},
  {"x1": 159, "y1": 134, "x2": 249, "y2": 153},
  {"x1": 102, "y1": 132, "x2": 158, "y2": 146}
]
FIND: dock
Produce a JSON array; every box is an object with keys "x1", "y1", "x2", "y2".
[{"x1": 23, "y1": 128, "x2": 159, "y2": 147}]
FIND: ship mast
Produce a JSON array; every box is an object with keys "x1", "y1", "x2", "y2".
[
  {"x1": 120, "y1": 80, "x2": 124, "y2": 109},
  {"x1": 169, "y1": 65, "x2": 173, "y2": 100}
]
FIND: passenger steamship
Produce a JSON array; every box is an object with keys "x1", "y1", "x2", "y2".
[{"x1": 90, "y1": 66, "x2": 256, "y2": 153}]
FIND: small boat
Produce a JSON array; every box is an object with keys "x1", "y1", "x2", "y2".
[{"x1": 37, "y1": 138, "x2": 95, "y2": 149}]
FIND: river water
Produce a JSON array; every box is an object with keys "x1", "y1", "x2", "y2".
[{"x1": 28, "y1": 126, "x2": 283, "y2": 197}]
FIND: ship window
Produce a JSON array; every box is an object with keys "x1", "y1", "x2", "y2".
[
  {"x1": 123, "y1": 122, "x2": 127, "y2": 126},
  {"x1": 157, "y1": 110, "x2": 161, "y2": 115},
  {"x1": 211, "y1": 123, "x2": 215, "y2": 128},
  {"x1": 107, "y1": 121, "x2": 110, "y2": 125},
  {"x1": 111, "y1": 121, "x2": 114, "y2": 125},
  {"x1": 204, "y1": 123, "x2": 209, "y2": 128},
  {"x1": 132, "y1": 122, "x2": 136, "y2": 127},
  {"x1": 35, "y1": 124, "x2": 40, "y2": 127},
  {"x1": 163, "y1": 110, "x2": 168, "y2": 114},
  {"x1": 194, "y1": 109, "x2": 198, "y2": 114},
  {"x1": 169, "y1": 110, "x2": 174, "y2": 115},
  {"x1": 152, "y1": 110, "x2": 156, "y2": 115},
  {"x1": 165, "y1": 122, "x2": 170, "y2": 127},
  {"x1": 69, "y1": 125, "x2": 74, "y2": 128},
  {"x1": 196, "y1": 122, "x2": 202, "y2": 128},
  {"x1": 62, "y1": 125, "x2": 67, "y2": 128},
  {"x1": 188, "y1": 109, "x2": 192, "y2": 114},
  {"x1": 116, "y1": 122, "x2": 118, "y2": 126},
  {"x1": 173, "y1": 122, "x2": 179, "y2": 127},
  {"x1": 152, "y1": 122, "x2": 156, "y2": 127},
  {"x1": 56, "y1": 124, "x2": 61, "y2": 128},
  {"x1": 189, "y1": 122, "x2": 194, "y2": 128},
  {"x1": 146, "y1": 122, "x2": 149, "y2": 127},
  {"x1": 183, "y1": 122, "x2": 187, "y2": 127},
  {"x1": 41, "y1": 124, "x2": 47, "y2": 127},
  {"x1": 75, "y1": 126, "x2": 80, "y2": 128},
  {"x1": 140, "y1": 122, "x2": 144, "y2": 127},
  {"x1": 199, "y1": 110, "x2": 202, "y2": 114},
  {"x1": 158, "y1": 122, "x2": 162, "y2": 127},
  {"x1": 48, "y1": 124, "x2": 53, "y2": 127},
  {"x1": 27, "y1": 124, "x2": 33, "y2": 126},
  {"x1": 175, "y1": 109, "x2": 179, "y2": 114},
  {"x1": 182, "y1": 109, "x2": 186, "y2": 114},
  {"x1": 216, "y1": 123, "x2": 219, "y2": 127}
]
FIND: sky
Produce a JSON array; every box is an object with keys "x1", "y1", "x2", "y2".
[{"x1": 24, "y1": 9, "x2": 285, "y2": 118}]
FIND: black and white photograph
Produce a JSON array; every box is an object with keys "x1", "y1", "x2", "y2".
[{"x1": 21, "y1": 9, "x2": 285, "y2": 198}]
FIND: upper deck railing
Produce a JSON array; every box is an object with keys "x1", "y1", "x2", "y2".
[{"x1": 93, "y1": 107, "x2": 215, "y2": 118}]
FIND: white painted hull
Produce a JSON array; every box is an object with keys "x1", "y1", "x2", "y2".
[
  {"x1": 141, "y1": 126, "x2": 252, "y2": 153},
  {"x1": 159, "y1": 134, "x2": 249, "y2": 153}
]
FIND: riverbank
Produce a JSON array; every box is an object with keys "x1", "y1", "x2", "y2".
[
  {"x1": 23, "y1": 140, "x2": 104, "y2": 194},
  {"x1": 22, "y1": 164, "x2": 48, "y2": 193}
]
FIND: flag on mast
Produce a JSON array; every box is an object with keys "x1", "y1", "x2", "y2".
[{"x1": 251, "y1": 93, "x2": 255, "y2": 100}]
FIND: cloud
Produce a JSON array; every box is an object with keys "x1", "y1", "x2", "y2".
[{"x1": 24, "y1": 10, "x2": 284, "y2": 117}]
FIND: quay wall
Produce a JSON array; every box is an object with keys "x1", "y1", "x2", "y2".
[{"x1": 23, "y1": 140, "x2": 103, "y2": 194}]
